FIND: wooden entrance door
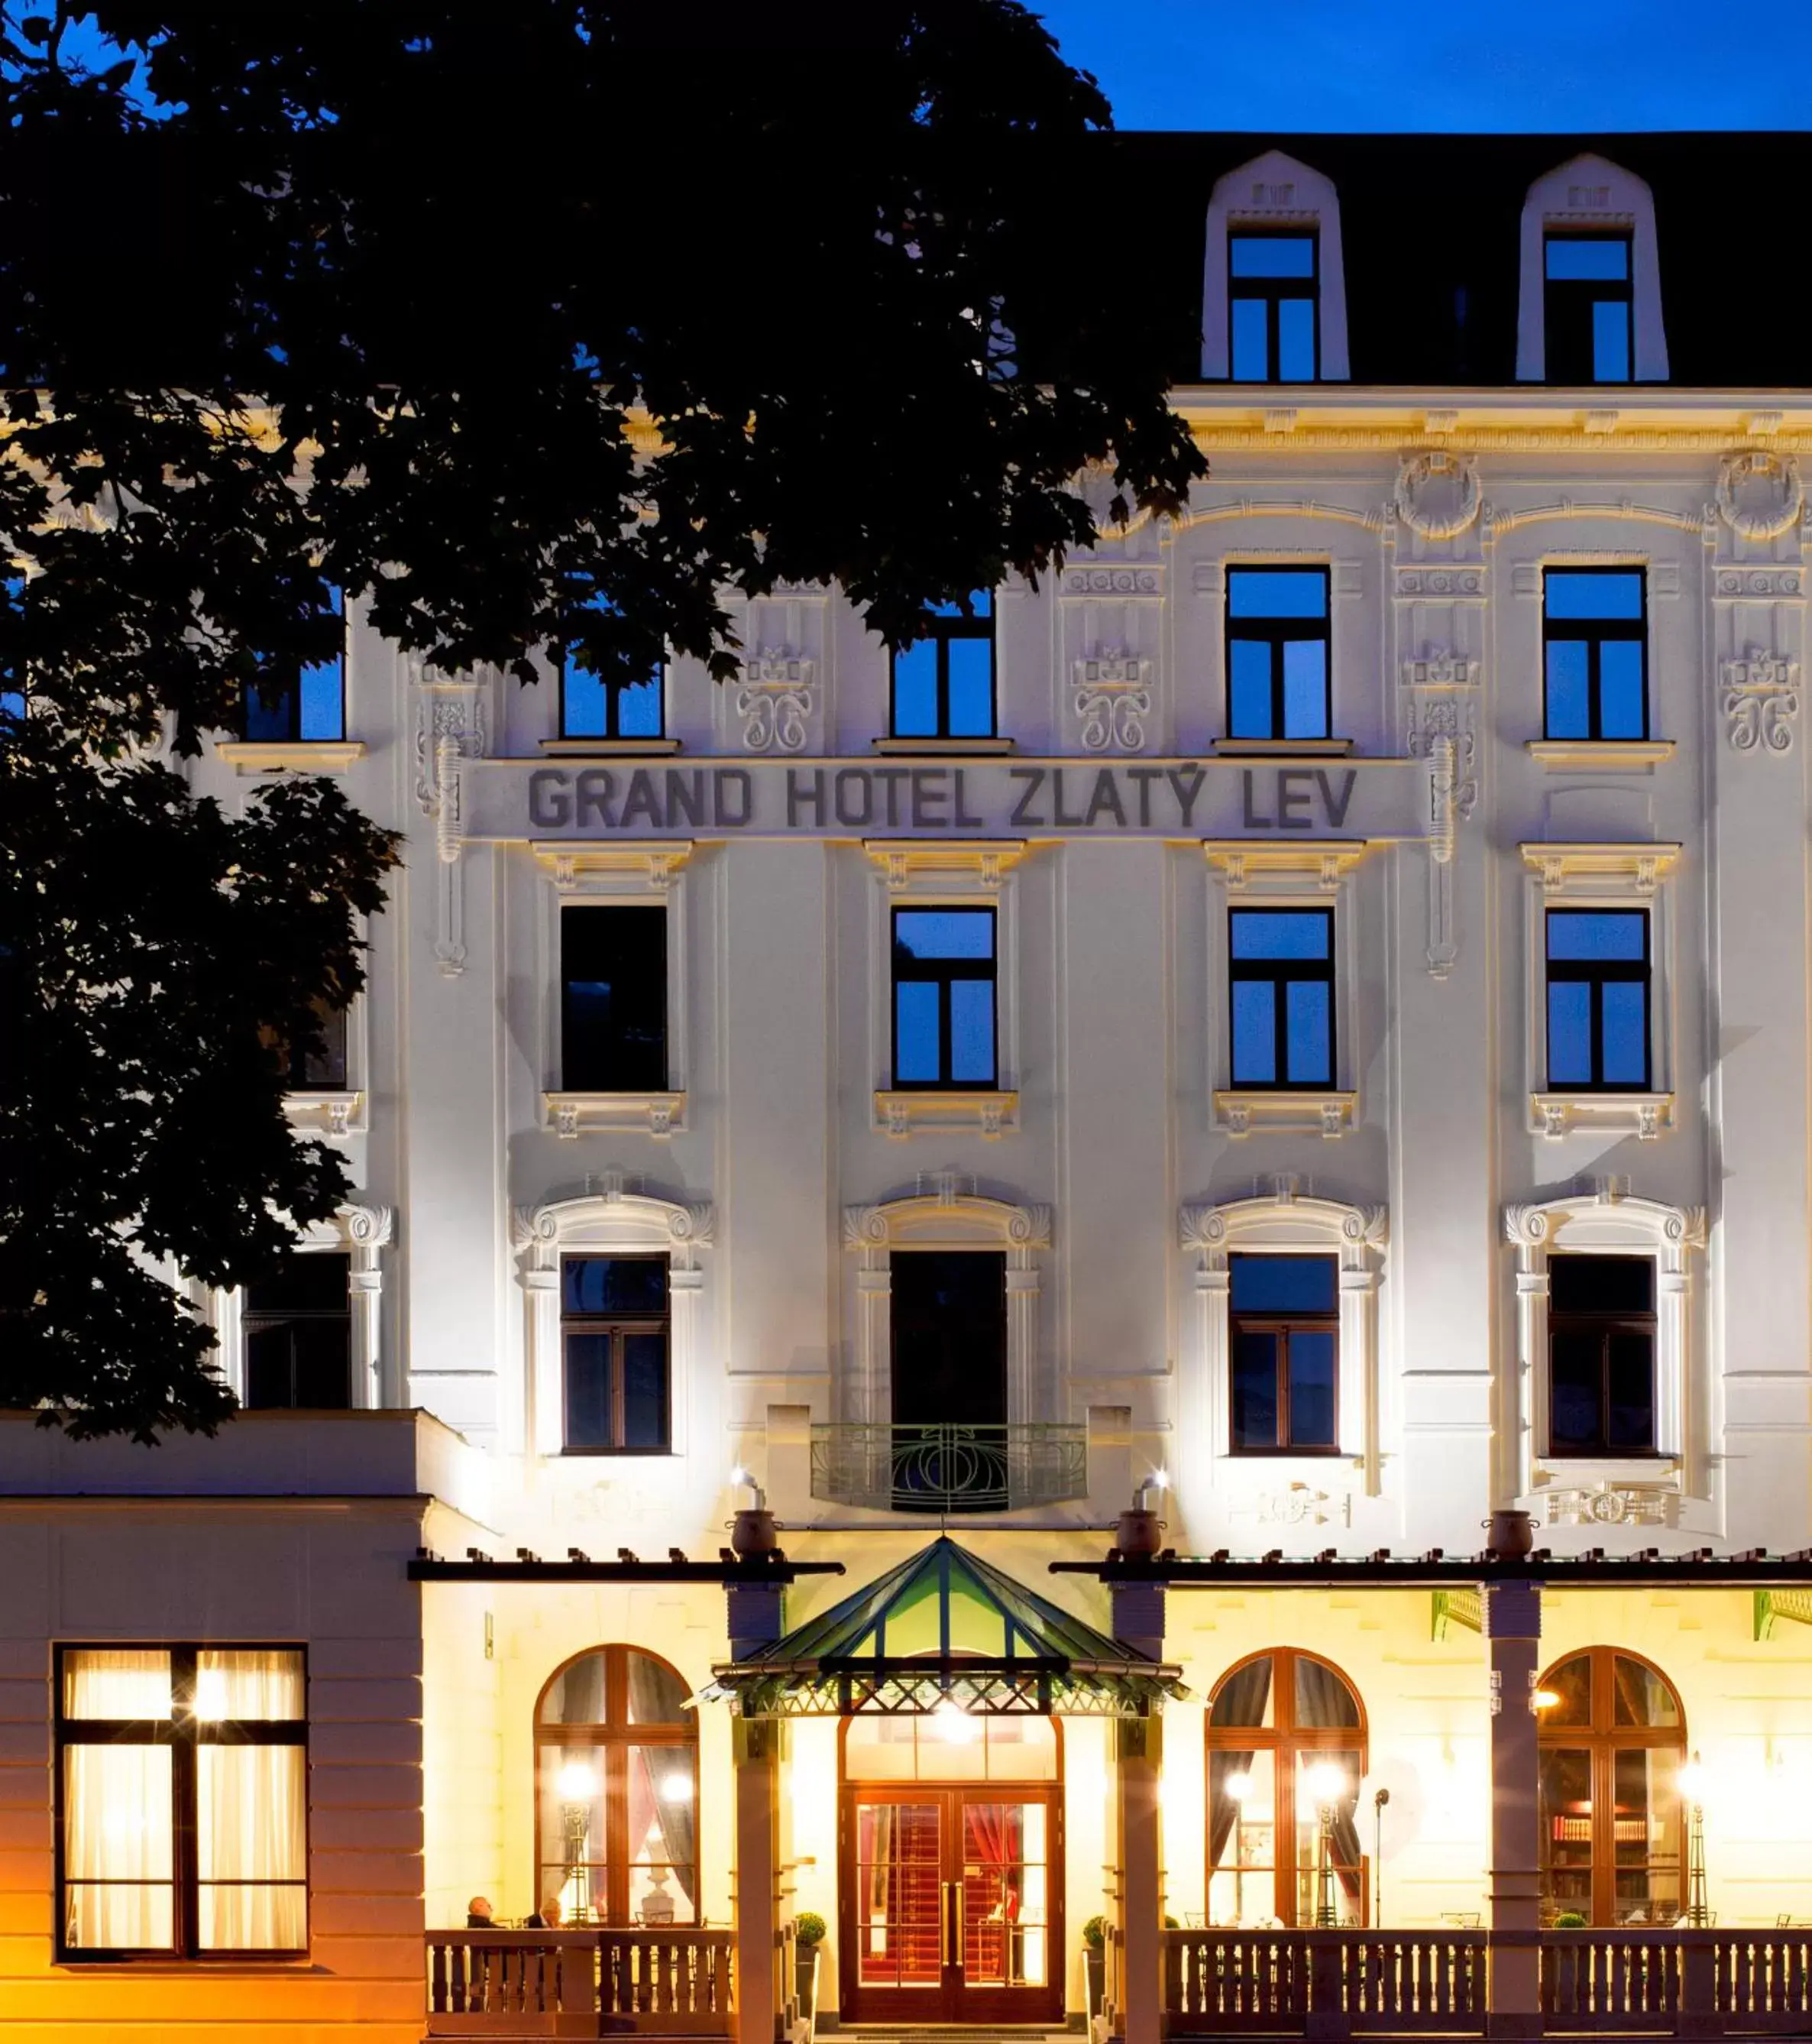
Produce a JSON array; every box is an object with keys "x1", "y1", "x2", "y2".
[{"x1": 840, "y1": 1782, "x2": 1063, "y2": 2026}]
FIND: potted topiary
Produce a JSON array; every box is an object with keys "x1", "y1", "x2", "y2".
[
  {"x1": 1553, "y1": 1911, "x2": 1587, "y2": 1929},
  {"x1": 794, "y1": 1912, "x2": 827, "y2": 2022},
  {"x1": 1082, "y1": 1914, "x2": 1108, "y2": 2022}
]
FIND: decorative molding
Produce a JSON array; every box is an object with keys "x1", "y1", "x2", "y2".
[
  {"x1": 1212, "y1": 1089, "x2": 1357, "y2": 1139},
  {"x1": 873, "y1": 1089, "x2": 1019, "y2": 1140},
  {"x1": 1181, "y1": 1187, "x2": 1386, "y2": 1489},
  {"x1": 1544, "y1": 1482, "x2": 1675, "y2": 1528},
  {"x1": 1529, "y1": 1090, "x2": 1675, "y2": 1141},
  {"x1": 282, "y1": 1090, "x2": 365, "y2": 1140},
  {"x1": 1503, "y1": 1190, "x2": 1704, "y2": 1503},
  {"x1": 1202, "y1": 840, "x2": 1371, "y2": 891},
  {"x1": 862, "y1": 838, "x2": 1031, "y2": 893},
  {"x1": 1181, "y1": 426, "x2": 1812, "y2": 455},
  {"x1": 1526, "y1": 739, "x2": 1677, "y2": 773},
  {"x1": 213, "y1": 740, "x2": 366, "y2": 774},
  {"x1": 1394, "y1": 567, "x2": 1487, "y2": 601},
  {"x1": 1228, "y1": 1484, "x2": 1351, "y2": 1527},
  {"x1": 1716, "y1": 450, "x2": 1804, "y2": 542},
  {"x1": 844, "y1": 1189, "x2": 1050, "y2": 1252},
  {"x1": 1393, "y1": 451, "x2": 1481, "y2": 540},
  {"x1": 412, "y1": 689, "x2": 488, "y2": 815},
  {"x1": 1519, "y1": 841, "x2": 1683, "y2": 894},
  {"x1": 1060, "y1": 565, "x2": 1163, "y2": 598},
  {"x1": 1487, "y1": 501, "x2": 1704, "y2": 536},
  {"x1": 1399, "y1": 647, "x2": 1480, "y2": 691},
  {"x1": 1722, "y1": 647, "x2": 1801, "y2": 754},
  {"x1": 1072, "y1": 655, "x2": 1154, "y2": 753},
  {"x1": 1711, "y1": 567, "x2": 1804, "y2": 601},
  {"x1": 542, "y1": 1090, "x2": 688, "y2": 1139},
  {"x1": 514, "y1": 1179, "x2": 713, "y2": 1260},
  {"x1": 735, "y1": 653, "x2": 815, "y2": 754},
  {"x1": 530, "y1": 840, "x2": 698, "y2": 892}
]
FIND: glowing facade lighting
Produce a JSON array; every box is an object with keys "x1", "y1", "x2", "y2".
[{"x1": 557, "y1": 1762, "x2": 599, "y2": 1801}]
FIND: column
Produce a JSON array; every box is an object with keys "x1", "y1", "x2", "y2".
[
  {"x1": 1484, "y1": 1581, "x2": 1543, "y2": 2039},
  {"x1": 1114, "y1": 1715, "x2": 1163, "y2": 2044},
  {"x1": 735, "y1": 1717, "x2": 782, "y2": 2044}
]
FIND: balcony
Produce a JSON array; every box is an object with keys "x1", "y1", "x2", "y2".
[{"x1": 809, "y1": 1420, "x2": 1088, "y2": 1514}]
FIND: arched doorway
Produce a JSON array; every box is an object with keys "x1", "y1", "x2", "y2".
[
  {"x1": 1538, "y1": 1647, "x2": 1685, "y2": 1926},
  {"x1": 837, "y1": 1712, "x2": 1063, "y2": 2027},
  {"x1": 1205, "y1": 1648, "x2": 1368, "y2": 1926},
  {"x1": 533, "y1": 1645, "x2": 698, "y2": 1926}
]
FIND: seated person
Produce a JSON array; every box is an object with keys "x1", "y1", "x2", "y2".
[
  {"x1": 467, "y1": 1897, "x2": 495, "y2": 1929},
  {"x1": 525, "y1": 1895, "x2": 564, "y2": 1929}
]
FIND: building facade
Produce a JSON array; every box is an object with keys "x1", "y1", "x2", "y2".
[{"x1": 4, "y1": 135, "x2": 1812, "y2": 2042}]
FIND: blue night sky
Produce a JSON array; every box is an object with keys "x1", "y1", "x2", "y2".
[{"x1": 1035, "y1": 0, "x2": 1812, "y2": 131}]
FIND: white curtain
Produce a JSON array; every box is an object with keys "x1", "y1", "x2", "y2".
[
  {"x1": 199, "y1": 1744, "x2": 307, "y2": 1949},
  {"x1": 63, "y1": 1744, "x2": 173, "y2": 1948},
  {"x1": 196, "y1": 1649, "x2": 305, "y2": 1721},
  {"x1": 63, "y1": 1650, "x2": 172, "y2": 1720}
]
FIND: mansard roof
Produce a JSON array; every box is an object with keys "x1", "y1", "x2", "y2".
[{"x1": 1103, "y1": 130, "x2": 1812, "y2": 389}]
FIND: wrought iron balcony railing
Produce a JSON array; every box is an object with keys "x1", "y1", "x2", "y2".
[{"x1": 809, "y1": 1421, "x2": 1089, "y2": 1514}]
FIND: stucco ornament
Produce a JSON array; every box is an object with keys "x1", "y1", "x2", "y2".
[
  {"x1": 1717, "y1": 450, "x2": 1804, "y2": 543},
  {"x1": 1393, "y1": 451, "x2": 1481, "y2": 541}
]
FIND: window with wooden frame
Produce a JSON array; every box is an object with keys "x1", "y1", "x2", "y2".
[
  {"x1": 1543, "y1": 568, "x2": 1647, "y2": 740},
  {"x1": 56, "y1": 1645, "x2": 307, "y2": 1960},
  {"x1": 260, "y1": 996, "x2": 349, "y2": 1093},
  {"x1": 1544, "y1": 233, "x2": 1632, "y2": 384},
  {"x1": 1225, "y1": 567, "x2": 1331, "y2": 740},
  {"x1": 891, "y1": 905, "x2": 997, "y2": 1090},
  {"x1": 560, "y1": 1255, "x2": 671, "y2": 1453},
  {"x1": 1547, "y1": 1255, "x2": 1658, "y2": 1458},
  {"x1": 1538, "y1": 1647, "x2": 1684, "y2": 1926},
  {"x1": 1545, "y1": 909, "x2": 1650, "y2": 1092},
  {"x1": 890, "y1": 591, "x2": 996, "y2": 739},
  {"x1": 1205, "y1": 1648, "x2": 1367, "y2": 1928},
  {"x1": 1228, "y1": 232, "x2": 1319, "y2": 383},
  {"x1": 1229, "y1": 908, "x2": 1335, "y2": 1089},
  {"x1": 1228, "y1": 1253, "x2": 1339, "y2": 1454},
  {"x1": 534, "y1": 1646, "x2": 699, "y2": 1926}
]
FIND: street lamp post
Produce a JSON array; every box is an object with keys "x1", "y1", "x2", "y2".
[
  {"x1": 1306, "y1": 1763, "x2": 1348, "y2": 1929},
  {"x1": 558, "y1": 1762, "x2": 599, "y2": 1923},
  {"x1": 1679, "y1": 1752, "x2": 1710, "y2": 1929}
]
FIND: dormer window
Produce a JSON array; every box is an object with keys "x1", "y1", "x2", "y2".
[
  {"x1": 1544, "y1": 233, "x2": 1632, "y2": 383},
  {"x1": 1229, "y1": 232, "x2": 1318, "y2": 383}
]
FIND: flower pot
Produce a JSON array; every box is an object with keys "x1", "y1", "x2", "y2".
[
  {"x1": 1084, "y1": 1945, "x2": 1105, "y2": 2021},
  {"x1": 796, "y1": 1942, "x2": 820, "y2": 2019}
]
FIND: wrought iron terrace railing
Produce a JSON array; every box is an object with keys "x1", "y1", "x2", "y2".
[{"x1": 810, "y1": 1421, "x2": 1088, "y2": 1513}]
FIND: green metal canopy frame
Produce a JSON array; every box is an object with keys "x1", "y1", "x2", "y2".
[{"x1": 707, "y1": 1536, "x2": 1186, "y2": 1719}]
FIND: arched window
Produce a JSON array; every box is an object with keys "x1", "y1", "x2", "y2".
[
  {"x1": 533, "y1": 1646, "x2": 698, "y2": 1926},
  {"x1": 1205, "y1": 1649, "x2": 1367, "y2": 1926},
  {"x1": 1538, "y1": 1647, "x2": 1684, "y2": 1926}
]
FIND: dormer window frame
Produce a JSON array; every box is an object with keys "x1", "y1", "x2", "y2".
[
  {"x1": 1516, "y1": 155, "x2": 1669, "y2": 386},
  {"x1": 1202, "y1": 151, "x2": 1350, "y2": 385},
  {"x1": 1228, "y1": 228, "x2": 1320, "y2": 385}
]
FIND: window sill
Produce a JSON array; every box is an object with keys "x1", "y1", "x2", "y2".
[
  {"x1": 1212, "y1": 737, "x2": 1355, "y2": 757},
  {"x1": 1526, "y1": 740, "x2": 1676, "y2": 773},
  {"x1": 875, "y1": 1088, "x2": 1018, "y2": 1138},
  {"x1": 283, "y1": 1089, "x2": 365, "y2": 1139},
  {"x1": 214, "y1": 740, "x2": 365, "y2": 774},
  {"x1": 1215, "y1": 1089, "x2": 1356, "y2": 1139},
  {"x1": 871, "y1": 736, "x2": 1015, "y2": 756},
  {"x1": 1530, "y1": 1090, "x2": 1674, "y2": 1140},
  {"x1": 539, "y1": 737, "x2": 682, "y2": 756},
  {"x1": 544, "y1": 1090, "x2": 687, "y2": 1138}
]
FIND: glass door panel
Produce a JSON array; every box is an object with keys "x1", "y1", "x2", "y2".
[
  {"x1": 626, "y1": 1745, "x2": 697, "y2": 1925},
  {"x1": 1208, "y1": 1749, "x2": 1275, "y2": 1926},
  {"x1": 854, "y1": 1801, "x2": 943, "y2": 1990},
  {"x1": 1612, "y1": 1746, "x2": 1681, "y2": 1926},
  {"x1": 960, "y1": 1799, "x2": 1049, "y2": 1991},
  {"x1": 1540, "y1": 1748, "x2": 1594, "y2": 1919},
  {"x1": 1293, "y1": 1750, "x2": 1362, "y2": 1926}
]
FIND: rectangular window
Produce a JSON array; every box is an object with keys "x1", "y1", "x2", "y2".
[
  {"x1": 561, "y1": 905, "x2": 668, "y2": 1091},
  {"x1": 1225, "y1": 567, "x2": 1331, "y2": 740},
  {"x1": 561, "y1": 1255, "x2": 671, "y2": 1453},
  {"x1": 1229, "y1": 908, "x2": 1335, "y2": 1089},
  {"x1": 1229, "y1": 232, "x2": 1319, "y2": 383},
  {"x1": 1543, "y1": 568, "x2": 1647, "y2": 740},
  {"x1": 891, "y1": 906, "x2": 997, "y2": 1090},
  {"x1": 57, "y1": 1645, "x2": 307, "y2": 1960},
  {"x1": 1548, "y1": 1255, "x2": 1657, "y2": 1456},
  {"x1": 242, "y1": 1252, "x2": 351, "y2": 1410},
  {"x1": 1228, "y1": 1254, "x2": 1338, "y2": 1453},
  {"x1": 558, "y1": 586, "x2": 665, "y2": 739},
  {"x1": 1545, "y1": 909, "x2": 1650, "y2": 1091},
  {"x1": 891, "y1": 591, "x2": 995, "y2": 739},
  {"x1": 1545, "y1": 233, "x2": 1632, "y2": 384},
  {"x1": 260, "y1": 997, "x2": 348, "y2": 1093},
  {"x1": 245, "y1": 587, "x2": 346, "y2": 742}
]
